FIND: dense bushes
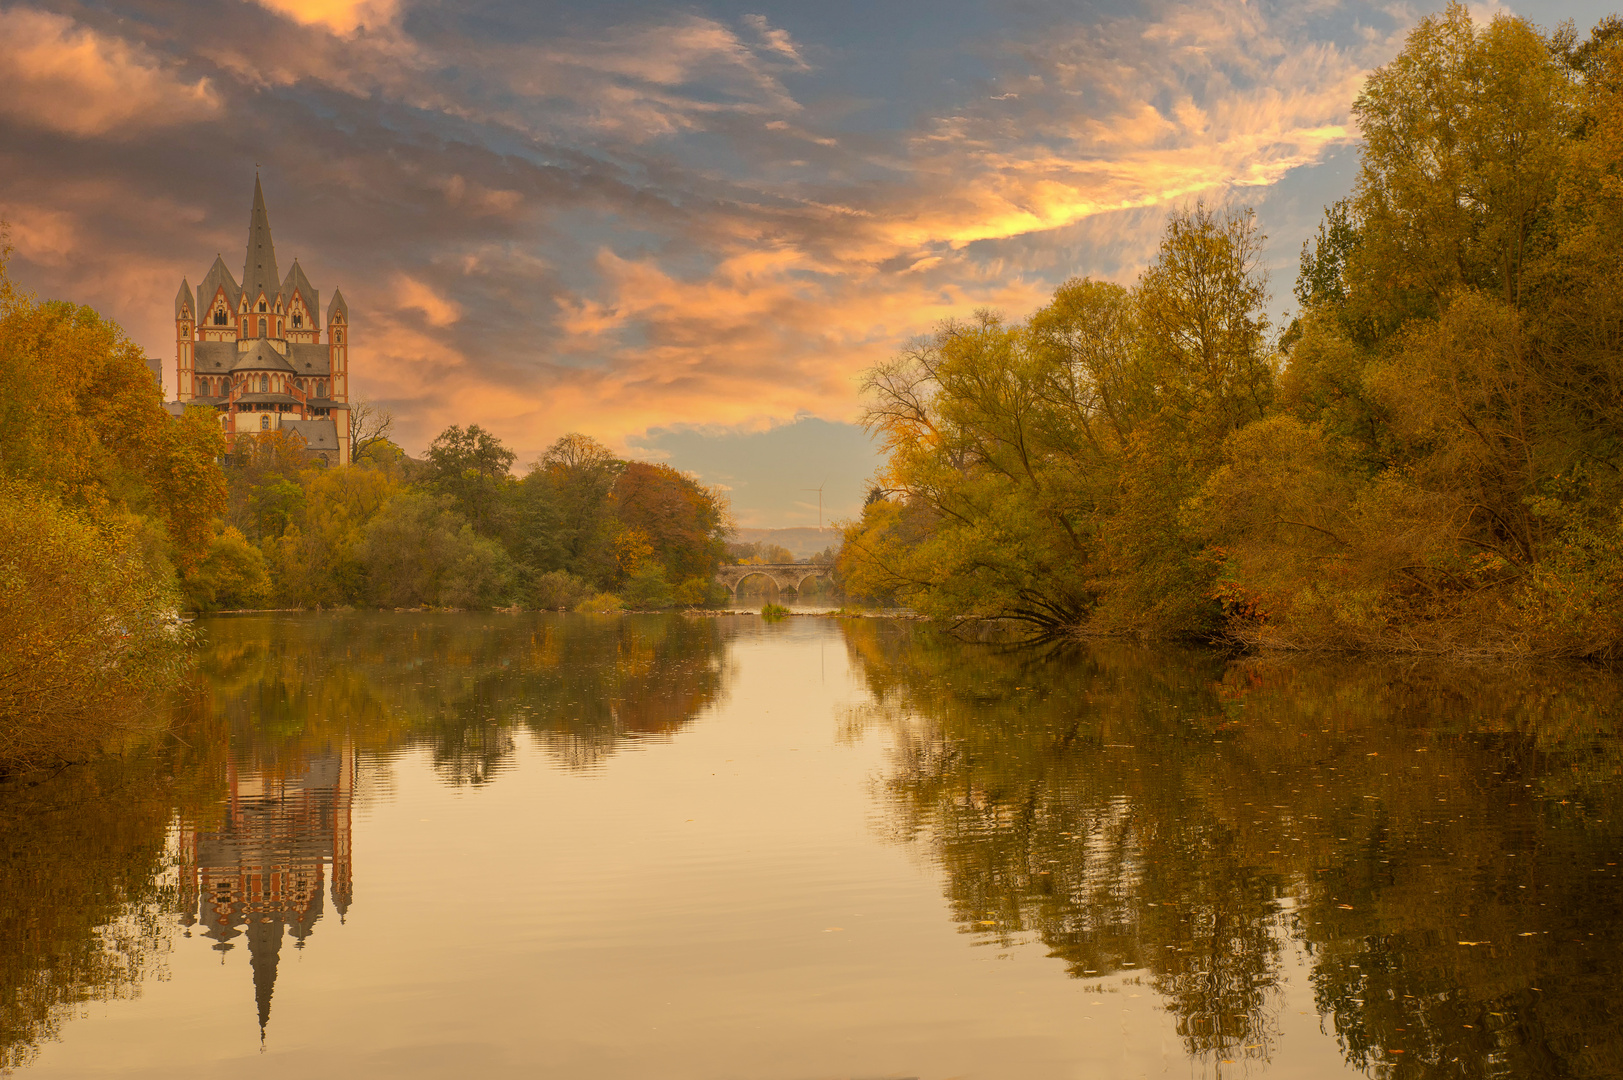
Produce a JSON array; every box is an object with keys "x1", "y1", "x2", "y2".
[
  {"x1": 842, "y1": 6, "x2": 1623, "y2": 658},
  {"x1": 0, "y1": 489, "x2": 189, "y2": 769}
]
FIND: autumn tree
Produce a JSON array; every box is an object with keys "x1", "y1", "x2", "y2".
[{"x1": 610, "y1": 461, "x2": 729, "y2": 585}]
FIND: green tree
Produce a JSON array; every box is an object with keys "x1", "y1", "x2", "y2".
[
  {"x1": 424, "y1": 424, "x2": 517, "y2": 537},
  {"x1": 357, "y1": 489, "x2": 514, "y2": 608},
  {"x1": 537, "y1": 433, "x2": 623, "y2": 587}
]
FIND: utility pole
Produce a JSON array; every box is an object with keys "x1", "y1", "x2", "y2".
[{"x1": 802, "y1": 480, "x2": 826, "y2": 530}]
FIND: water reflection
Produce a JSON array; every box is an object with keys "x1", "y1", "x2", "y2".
[
  {"x1": 6, "y1": 615, "x2": 1623, "y2": 1077},
  {"x1": 188, "y1": 611, "x2": 738, "y2": 778},
  {"x1": 843, "y1": 622, "x2": 1623, "y2": 1077},
  {"x1": 177, "y1": 745, "x2": 356, "y2": 1038},
  {"x1": 0, "y1": 743, "x2": 217, "y2": 1070},
  {"x1": 1, "y1": 613, "x2": 739, "y2": 1067}
]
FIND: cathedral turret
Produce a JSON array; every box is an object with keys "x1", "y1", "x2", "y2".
[
  {"x1": 175, "y1": 279, "x2": 194, "y2": 401},
  {"x1": 327, "y1": 289, "x2": 351, "y2": 464}
]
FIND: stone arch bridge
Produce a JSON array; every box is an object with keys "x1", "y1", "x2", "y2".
[{"x1": 713, "y1": 563, "x2": 831, "y2": 598}]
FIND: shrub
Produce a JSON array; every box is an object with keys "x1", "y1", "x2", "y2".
[
  {"x1": 620, "y1": 563, "x2": 676, "y2": 609},
  {"x1": 0, "y1": 486, "x2": 189, "y2": 771},
  {"x1": 673, "y1": 576, "x2": 728, "y2": 607},
  {"x1": 183, "y1": 527, "x2": 271, "y2": 611},
  {"x1": 529, "y1": 569, "x2": 592, "y2": 610},
  {"x1": 574, "y1": 592, "x2": 623, "y2": 613}
]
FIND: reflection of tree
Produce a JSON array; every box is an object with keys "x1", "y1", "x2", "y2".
[
  {"x1": 191, "y1": 612, "x2": 736, "y2": 780},
  {"x1": 0, "y1": 612, "x2": 737, "y2": 1064},
  {"x1": 521, "y1": 615, "x2": 734, "y2": 768},
  {"x1": 844, "y1": 621, "x2": 1623, "y2": 1074},
  {"x1": 0, "y1": 705, "x2": 228, "y2": 1069}
]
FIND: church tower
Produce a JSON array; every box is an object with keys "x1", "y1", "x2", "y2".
[{"x1": 171, "y1": 177, "x2": 353, "y2": 465}]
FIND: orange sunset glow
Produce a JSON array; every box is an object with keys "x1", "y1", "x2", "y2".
[{"x1": 0, "y1": 0, "x2": 1600, "y2": 523}]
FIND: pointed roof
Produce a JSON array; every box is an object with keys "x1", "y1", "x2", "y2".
[
  {"x1": 242, "y1": 176, "x2": 281, "y2": 304},
  {"x1": 281, "y1": 260, "x2": 319, "y2": 321},
  {"x1": 197, "y1": 256, "x2": 241, "y2": 313},
  {"x1": 327, "y1": 287, "x2": 348, "y2": 326},
  {"x1": 175, "y1": 278, "x2": 193, "y2": 319},
  {"x1": 231, "y1": 339, "x2": 297, "y2": 373}
]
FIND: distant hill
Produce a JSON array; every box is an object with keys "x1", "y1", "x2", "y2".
[{"x1": 732, "y1": 527, "x2": 840, "y2": 560}]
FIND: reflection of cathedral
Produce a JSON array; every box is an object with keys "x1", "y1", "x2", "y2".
[{"x1": 177, "y1": 744, "x2": 355, "y2": 1037}]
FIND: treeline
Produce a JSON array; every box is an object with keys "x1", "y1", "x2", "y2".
[
  {"x1": 841, "y1": 5, "x2": 1623, "y2": 658},
  {"x1": 200, "y1": 426, "x2": 734, "y2": 613},
  {"x1": 0, "y1": 235, "x2": 736, "y2": 767}
]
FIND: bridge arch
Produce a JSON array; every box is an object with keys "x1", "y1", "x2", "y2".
[{"x1": 713, "y1": 563, "x2": 833, "y2": 598}]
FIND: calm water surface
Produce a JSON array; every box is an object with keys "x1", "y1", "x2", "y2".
[{"x1": 4, "y1": 613, "x2": 1622, "y2": 1078}]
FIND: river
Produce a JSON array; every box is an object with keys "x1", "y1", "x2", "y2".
[{"x1": 3, "y1": 612, "x2": 1621, "y2": 1078}]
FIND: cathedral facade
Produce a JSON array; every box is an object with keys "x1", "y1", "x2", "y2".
[{"x1": 172, "y1": 177, "x2": 352, "y2": 465}]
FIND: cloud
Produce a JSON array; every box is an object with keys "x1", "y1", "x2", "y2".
[
  {"x1": 252, "y1": 0, "x2": 398, "y2": 34},
  {"x1": 0, "y1": 7, "x2": 220, "y2": 137},
  {"x1": 0, "y1": 0, "x2": 1423, "y2": 506},
  {"x1": 391, "y1": 274, "x2": 464, "y2": 328}
]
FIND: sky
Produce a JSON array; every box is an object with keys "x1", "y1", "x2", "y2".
[{"x1": 1, "y1": 0, "x2": 1617, "y2": 526}]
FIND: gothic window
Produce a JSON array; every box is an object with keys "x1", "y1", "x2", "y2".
[
  {"x1": 335, "y1": 330, "x2": 343, "y2": 343},
  {"x1": 261, "y1": 415, "x2": 270, "y2": 431},
  {"x1": 319, "y1": 380, "x2": 328, "y2": 396},
  {"x1": 259, "y1": 317, "x2": 267, "y2": 337},
  {"x1": 258, "y1": 300, "x2": 267, "y2": 312},
  {"x1": 292, "y1": 313, "x2": 303, "y2": 328},
  {"x1": 213, "y1": 309, "x2": 227, "y2": 326},
  {"x1": 260, "y1": 375, "x2": 269, "y2": 393}
]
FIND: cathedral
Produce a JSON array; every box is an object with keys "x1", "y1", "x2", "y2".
[{"x1": 172, "y1": 177, "x2": 352, "y2": 465}]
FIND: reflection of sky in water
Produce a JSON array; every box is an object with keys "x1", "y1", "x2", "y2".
[{"x1": 6, "y1": 613, "x2": 1623, "y2": 1078}]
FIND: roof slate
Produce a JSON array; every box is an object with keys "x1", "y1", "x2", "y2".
[
  {"x1": 194, "y1": 341, "x2": 236, "y2": 374},
  {"x1": 287, "y1": 342, "x2": 331, "y2": 375},
  {"x1": 197, "y1": 256, "x2": 242, "y2": 315},
  {"x1": 242, "y1": 176, "x2": 281, "y2": 305},
  {"x1": 281, "y1": 260, "x2": 319, "y2": 325},
  {"x1": 327, "y1": 287, "x2": 348, "y2": 326},
  {"x1": 231, "y1": 340, "x2": 296, "y2": 373},
  {"x1": 283, "y1": 418, "x2": 340, "y2": 451},
  {"x1": 175, "y1": 278, "x2": 193, "y2": 319}
]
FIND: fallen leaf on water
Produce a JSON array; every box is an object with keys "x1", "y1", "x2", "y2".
[
  {"x1": 1338, "y1": 904, "x2": 1354, "y2": 910},
  {"x1": 1458, "y1": 940, "x2": 1491, "y2": 946}
]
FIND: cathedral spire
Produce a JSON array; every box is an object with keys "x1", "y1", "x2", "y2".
[
  {"x1": 242, "y1": 175, "x2": 281, "y2": 305},
  {"x1": 247, "y1": 915, "x2": 283, "y2": 1040}
]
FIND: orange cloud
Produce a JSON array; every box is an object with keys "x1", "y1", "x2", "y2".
[
  {"x1": 252, "y1": 0, "x2": 397, "y2": 34},
  {"x1": 0, "y1": 7, "x2": 220, "y2": 137},
  {"x1": 391, "y1": 274, "x2": 464, "y2": 328}
]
